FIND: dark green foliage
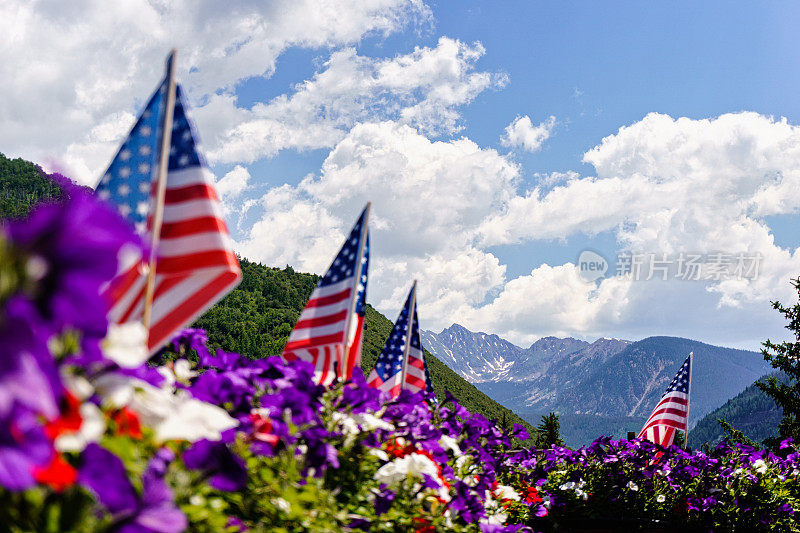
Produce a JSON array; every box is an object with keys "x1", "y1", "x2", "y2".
[
  {"x1": 688, "y1": 374, "x2": 782, "y2": 448},
  {"x1": 673, "y1": 430, "x2": 685, "y2": 449},
  {"x1": 194, "y1": 257, "x2": 535, "y2": 436},
  {"x1": 757, "y1": 277, "x2": 800, "y2": 441},
  {"x1": 0, "y1": 152, "x2": 61, "y2": 219},
  {"x1": 717, "y1": 418, "x2": 759, "y2": 448},
  {"x1": 534, "y1": 412, "x2": 563, "y2": 448}
]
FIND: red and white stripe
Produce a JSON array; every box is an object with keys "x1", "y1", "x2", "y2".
[
  {"x1": 367, "y1": 369, "x2": 403, "y2": 397},
  {"x1": 104, "y1": 166, "x2": 240, "y2": 352},
  {"x1": 403, "y1": 344, "x2": 427, "y2": 393},
  {"x1": 637, "y1": 391, "x2": 688, "y2": 447},
  {"x1": 283, "y1": 278, "x2": 355, "y2": 385}
]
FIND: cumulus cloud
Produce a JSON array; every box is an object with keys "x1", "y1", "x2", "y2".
[
  {"x1": 0, "y1": 0, "x2": 430, "y2": 183},
  {"x1": 237, "y1": 120, "x2": 517, "y2": 327},
  {"x1": 501, "y1": 115, "x2": 556, "y2": 152},
  {"x1": 470, "y1": 112, "x2": 800, "y2": 345},
  {"x1": 215, "y1": 165, "x2": 250, "y2": 200},
  {"x1": 206, "y1": 37, "x2": 506, "y2": 164}
]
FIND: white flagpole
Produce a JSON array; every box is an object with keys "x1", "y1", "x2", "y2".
[
  {"x1": 399, "y1": 280, "x2": 417, "y2": 392},
  {"x1": 142, "y1": 49, "x2": 178, "y2": 335},
  {"x1": 340, "y1": 202, "x2": 370, "y2": 380},
  {"x1": 683, "y1": 351, "x2": 694, "y2": 449}
]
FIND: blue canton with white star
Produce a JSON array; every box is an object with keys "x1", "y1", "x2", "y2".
[
  {"x1": 168, "y1": 85, "x2": 203, "y2": 171},
  {"x1": 319, "y1": 207, "x2": 367, "y2": 287},
  {"x1": 374, "y1": 290, "x2": 412, "y2": 381},
  {"x1": 410, "y1": 305, "x2": 436, "y2": 398},
  {"x1": 95, "y1": 82, "x2": 165, "y2": 233},
  {"x1": 664, "y1": 355, "x2": 691, "y2": 394},
  {"x1": 354, "y1": 234, "x2": 369, "y2": 314}
]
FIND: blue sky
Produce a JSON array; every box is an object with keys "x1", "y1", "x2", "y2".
[{"x1": 4, "y1": 1, "x2": 800, "y2": 349}]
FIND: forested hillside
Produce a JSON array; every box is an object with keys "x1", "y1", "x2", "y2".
[
  {"x1": 688, "y1": 373, "x2": 783, "y2": 448},
  {"x1": 195, "y1": 257, "x2": 535, "y2": 432},
  {"x1": 0, "y1": 152, "x2": 61, "y2": 218}
]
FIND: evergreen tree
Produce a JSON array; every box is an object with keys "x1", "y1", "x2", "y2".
[
  {"x1": 673, "y1": 430, "x2": 686, "y2": 449},
  {"x1": 757, "y1": 277, "x2": 800, "y2": 442},
  {"x1": 535, "y1": 412, "x2": 563, "y2": 448}
]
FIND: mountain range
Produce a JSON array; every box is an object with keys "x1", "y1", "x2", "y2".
[{"x1": 422, "y1": 324, "x2": 772, "y2": 446}]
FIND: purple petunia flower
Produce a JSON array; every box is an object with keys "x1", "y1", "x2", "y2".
[
  {"x1": 0, "y1": 296, "x2": 60, "y2": 418},
  {"x1": 0, "y1": 404, "x2": 53, "y2": 491},
  {"x1": 79, "y1": 443, "x2": 187, "y2": 533},
  {"x1": 182, "y1": 439, "x2": 247, "y2": 492}
]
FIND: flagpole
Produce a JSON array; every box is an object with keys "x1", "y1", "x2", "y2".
[
  {"x1": 142, "y1": 49, "x2": 178, "y2": 335},
  {"x1": 340, "y1": 202, "x2": 370, "y2": 380},
  {"x1": 399, "y1": 280, "x2": 417, "y2": 392},
  {"x1": 683, "y1": 351, "x2": 694, "y2": 450}
]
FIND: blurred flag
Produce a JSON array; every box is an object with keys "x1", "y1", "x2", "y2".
[
  {"x1": 368, "y1": 282, "x2": 435, "y2": 398},
  {"x1": 638, "y1": 352, "x2": 693, "y2": 447},
  {"x1": 282, "y1": 206, "x2": 369, "y2": 385},
  {"x1": 96, "y1": 55, "x2": 240, "y2": 353},
  {"x1": 402, "y1": 287, "x2": 435, "y2": 397}
]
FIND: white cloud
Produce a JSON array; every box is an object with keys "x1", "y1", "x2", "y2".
[
  {"x1": 206, "y1": 37, "x2": 505, "y2": 164},
  {"x1": 0, "y1": 0, "x2": 430, "y2": 184},
  {"x1": 236, "y1": 120, "x2": 517, "y2": 328},
  {"x1": 215, "y1": 165, "x2": 251, "y2": 200},
  {"x1": 501, "y1": 115, "x2": 556, "y2": 152},
  {"x1": 470, "y1": 112, "x2": 800, "y2": 345}
]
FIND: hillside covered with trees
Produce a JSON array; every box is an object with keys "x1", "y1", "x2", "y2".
[
  {"x1": 688, "y1": 373, "x2": 783, "y2": 448},
  {"x1": 0, "y1": 152, "x2": 61, "y2": 218}
]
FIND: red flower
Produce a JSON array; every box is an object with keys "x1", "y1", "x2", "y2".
[
  {"x1": 33, "y1": 454, "x2": 77, "y2": 492},
  {"x1": 111, "y1": 406, "x2": 143, "y2": 439},
  {"x1": 249, "y1": 411, "x2": 279, "y2": 445},
  {"x1": 385, "y1": 438, "x2": 414, "y2": 458},
  {"x1": 521, "y1": 482, "x2": 543, "y2": 505},
  {"x1": 413, "y1": 517, "x2": 435, "y2": 533},
  {"x1": 43, "y1": 392, "x2": 83, "y2": 441}
]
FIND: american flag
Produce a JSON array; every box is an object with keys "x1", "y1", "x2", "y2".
[
  {"x1": 97, "y1": 77, "x2": 240, "y2": 353},
  {"x1": 368, "y1": 282, "x2": 435, "y2": 398},
  {"x1": 401, "y1": 290, "x2": 435, "y2": 396},
  {"x1": 367, "y1": 286, "x2": 413, "y2": 397},
  {"x1": 638, "y1": 352, "x2": 693, "y2": 447},
  {"x1": 282, "y1": 207, "x2": 369, "y2": 385}
]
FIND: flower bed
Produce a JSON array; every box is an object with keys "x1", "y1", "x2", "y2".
[{"x1": 1, "y1": 182, "x2": 799, "y2": 532}]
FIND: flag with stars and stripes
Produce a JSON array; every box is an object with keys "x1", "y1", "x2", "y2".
[
  {"x1": 367, "y1": 286, "x2": 414, "y2": 397},
  {"x1": 282, "y1": 206, "x2": 370, "y2": 385},
  {"x1": 638, "y1": 352, "x2": 693, "y2": 447},
  {"x1": 367, "y1": 282, "x2": 435, "y2": 399},
  {"x1": 402, "y1": 290, "x2": 435, "y2": 397},
  {"x1": 96, "y1": 77, "x2": 241, "y2": 353}
]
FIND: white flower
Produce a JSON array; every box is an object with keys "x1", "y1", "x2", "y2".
[
  {"x1": 493, "y1": 484, "x2": 521, "y2": 502},
  {"x1": 439, "y1": 434, "x2": 461, "y2": 456},
  {"x1": 173, "y1": 359, "x2": 197, "y2": 382},
  {"x1": 656, "y1": 494, "x2": 666, "y2": 503},
  {"x1": 560, "y1": 481, "x2": 576, "y2": 491},
  {"x1": 752, "y1": 459, "x2": 768, "y2": 474},
  {"x1": 92, "y1": 372, "x2": 138, "y2": 407},
  {"x1": 369, "y1": 448, "x2": 389, "y2": 462},
  {"x1": 102, "y1": 323, "x2": 149, "y2": 368},
  {"x1": 374, "y1": 453, "x2": 440, "y2": 487},
  {"x1": 455, "y1": 454, "x2": 472, "y2": 473},
  {"x1": 627, "y1": 481, "x2": 639, "y2": 491},
  {"x1": 61, "y1": 373, "x2": 94, "y2": 400},
  {"x1": 130, "y1": 385, "x2": 237, "y2": 443},
  {"x1": 54, "y1": 402, "x2": 105, "y2": 452},
  {"x1": 272, "y1": 497, "x2": 291, "y2": 513},
  {"x1": 92, "y1": 373, "x2": 236, "y2": 443}
]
